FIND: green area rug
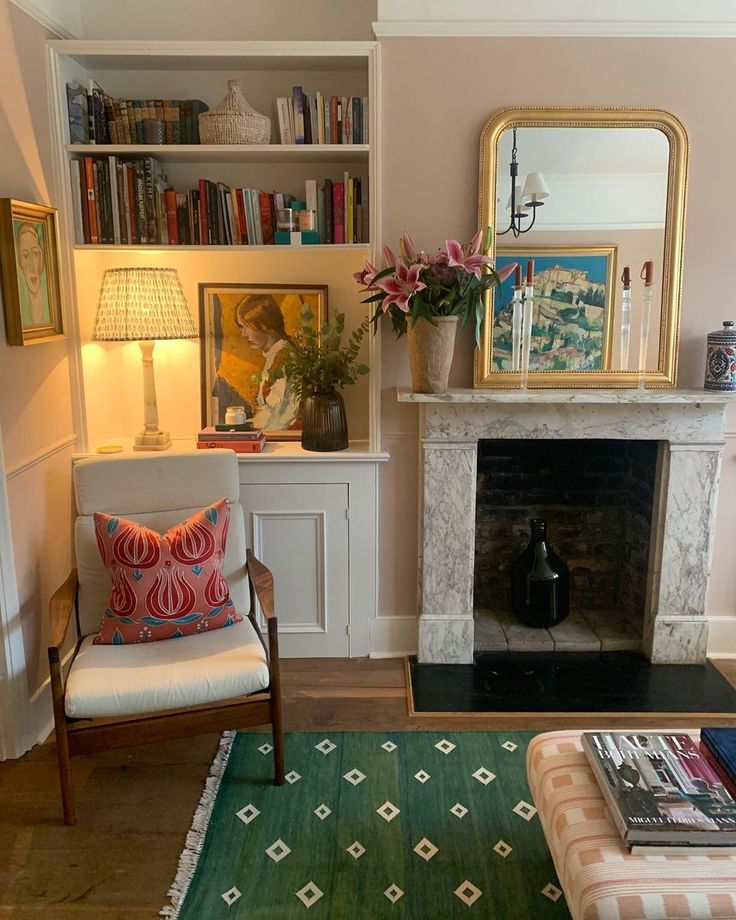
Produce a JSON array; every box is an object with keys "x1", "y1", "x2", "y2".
[{"x1": 162, "y1": 731, "x2": 570, "y2": 919}]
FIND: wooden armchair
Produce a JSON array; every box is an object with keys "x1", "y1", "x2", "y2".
[{"x1": 47, "y1": 450, "x2": 284, "y2": 825}]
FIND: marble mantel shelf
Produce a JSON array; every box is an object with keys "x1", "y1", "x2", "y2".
[{"x1": 396, "y1": 387, "x2": 734, "y2": 405}]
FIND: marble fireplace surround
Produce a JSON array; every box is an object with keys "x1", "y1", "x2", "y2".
[{"x1": 397, "y1": 388, "x2": 733, "y2": 666}]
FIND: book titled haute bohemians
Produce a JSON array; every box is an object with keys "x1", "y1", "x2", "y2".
[{"x1": 582, "y1": 732, "x2": 736, "y2": 848}]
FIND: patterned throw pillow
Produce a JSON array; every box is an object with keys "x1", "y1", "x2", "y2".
[{"x1": 93, "y1": 498, "x2": 242, "y2": 644}]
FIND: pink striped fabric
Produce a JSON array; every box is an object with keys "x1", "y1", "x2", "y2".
[{"x1": 527, "y1": 731, "x2": 736, "y2": 920}]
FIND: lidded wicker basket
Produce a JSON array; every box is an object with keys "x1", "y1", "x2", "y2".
[{"x1": 198, "y1": 80, "x2": 271, "y2": 145}]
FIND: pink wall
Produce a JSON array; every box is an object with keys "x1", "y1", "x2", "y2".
[{"x1": 378, "y1": 37, "x2": 736, "y2": 631}]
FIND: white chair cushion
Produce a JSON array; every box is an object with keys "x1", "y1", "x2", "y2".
[{"x1": 65, "y1": 618, "x2": 269, "y2": 718}]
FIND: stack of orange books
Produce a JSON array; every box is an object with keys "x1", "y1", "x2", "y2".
[{"x1": 196, "y1": 427, "x2": 266, "y2": 454}]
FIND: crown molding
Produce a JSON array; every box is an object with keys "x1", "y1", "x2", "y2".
[
  {"x1": 9, "y1": 0, "x2": 80, "y2": 38},
  {"x1": 373, "y1": 20, "x2": 736, "y2": 38}
]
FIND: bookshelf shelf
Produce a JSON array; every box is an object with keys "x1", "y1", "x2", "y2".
[
  {"x1": 73, "y1": 242, "x2": 371, "y2": 251},
  {"x1": 66, "y1": 144, "x2": 370, "y2": 164}
]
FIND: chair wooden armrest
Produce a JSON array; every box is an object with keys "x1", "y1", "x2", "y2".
[
  {"x1": 246, "y1": 548, "x2": 276, "y2": 620},
  {"x1": 48, "y1": 570, "x2": 79, "y2": 660}
]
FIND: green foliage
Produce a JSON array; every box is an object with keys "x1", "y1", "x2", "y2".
[{"x1": 259, "y1": 307, "x2": 369, "y2": 401}]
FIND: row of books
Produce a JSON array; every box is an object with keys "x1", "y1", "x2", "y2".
[
  {"x1": 69, "y1": 155, "x2": 368, "y2": 246},
  {"x1": 276, "y1": 88, "x2": 368, "y2": 145},
  {"x1": 196, "y1": 428, "x2": 265, "y2": 454},
  {"x1": 583, "y1": 729, "x2": 736, "y2": 852},
  {"x1": 67, "y1": 81, "x2": 208, "y2": 145}
]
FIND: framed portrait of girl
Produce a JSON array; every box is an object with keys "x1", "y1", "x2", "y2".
[
  {"x1": 0, "y1": 199, "x2": 64, "y2": 346},
  {"x1": 199, "y1": 282, "x2": 327, "y2": 439}
]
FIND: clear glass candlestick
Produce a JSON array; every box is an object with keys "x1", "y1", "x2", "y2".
[
  {"x1": 620, "y1": 286, "x2": 632, "y2": 371},
  {"x1": 511, "y1": 286, "x2": 523, "y2": 371},
  {"x1": 520, "y1": 286, "x2": 534, "y2": 389},
  {"x1": 638, "y1": 284, "x2": 653, "y2": 388}
]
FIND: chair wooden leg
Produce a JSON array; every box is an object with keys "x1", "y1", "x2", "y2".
[
  {"x1": 49, "y1": 649, "x2": 76, "y2": 825},
  {"x1": 270, "y1": 693, "x2": 285, "y2": 786}
]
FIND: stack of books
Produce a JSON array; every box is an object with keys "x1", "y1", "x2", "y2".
[
  {"x1": 69, "y1": 154, "x2": 367, "y2": 246},
  {"x1": 196, "y1": 427, "x2": 266, "y2": 454},
  {"x1": 276, "y1": 87, "x2": 368, "y2": 145},
  {"x1": 582, "y1": 730, "x2": 736, "y2": 853}
]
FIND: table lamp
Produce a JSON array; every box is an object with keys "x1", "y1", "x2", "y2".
[{"x1": 92, "y1": 267, "x2": 197, "y2": 451}]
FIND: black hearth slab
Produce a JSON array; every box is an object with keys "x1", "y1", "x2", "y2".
[{"x1": 409, "y1": 651, "x2": 736, "y2": 714}]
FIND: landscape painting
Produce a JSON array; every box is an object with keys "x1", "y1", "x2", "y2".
[{"x1": 492, "y1": 246, "x2": 617, "y2": 372}]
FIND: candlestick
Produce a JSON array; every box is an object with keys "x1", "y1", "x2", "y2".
[
  {"x1": 511, "y1": 283, "x2": 523, "y2": 371},
  {"x1": 520, "y1": 276, "x2": 534, "y2": 389},
  {"x1": 638, "y1": 260, "x2": 654, "y2": 388},
  {"x1": 620, "y1": 266, "x2": 632, "y2": 371}
]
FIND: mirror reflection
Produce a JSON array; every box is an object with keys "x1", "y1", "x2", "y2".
[{"x1": 491, "y1": 126, "x2": 670, "y2": 374}]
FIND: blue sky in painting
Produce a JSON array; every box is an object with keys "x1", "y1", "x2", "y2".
[{"x1": 495, "y1": 253, "x2": 609, "y2": 313}]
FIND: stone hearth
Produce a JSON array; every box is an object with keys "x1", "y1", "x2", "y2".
[{"x1": 397, "y1": 388, "x2": 732, "y2": 665}]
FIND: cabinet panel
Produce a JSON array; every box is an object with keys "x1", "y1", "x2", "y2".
[{"x1": 241, "y1": 482, "x2": 349, "y2": 657}]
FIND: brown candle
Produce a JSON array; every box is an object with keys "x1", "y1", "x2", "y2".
[
  {"x1": 526, "y1": 259, "x2": 534, "y2": 285},
  {"x1": 640, "y1": 260, "x2": 654, "y2": 285},
  {"x1": 514, "y1": 264, "x2": 522, "y2": 287},
  {"x1": 621, "y1": 266, "x2": 631, "y2": 289}
]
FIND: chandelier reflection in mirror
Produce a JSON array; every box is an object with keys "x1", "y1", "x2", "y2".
[{"x1": 498, "y1": 127, "x2": 550, "y2": 236}]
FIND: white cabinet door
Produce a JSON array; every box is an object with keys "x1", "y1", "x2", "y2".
[{"x1": 240, "y1": 482, "x2": 350, "y2": 657}]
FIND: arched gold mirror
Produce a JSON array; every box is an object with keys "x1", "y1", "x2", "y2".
[{"x1": 475, "y1": 108, "x2": 688, "y2": 388}]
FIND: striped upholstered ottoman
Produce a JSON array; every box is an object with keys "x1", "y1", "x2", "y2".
[{"x1": 527, "y1": 731, "x2": 736, "y2": 920}]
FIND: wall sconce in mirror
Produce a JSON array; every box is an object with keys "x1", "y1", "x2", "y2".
[{"x1": 499, "y1": 127, "x2": 550, "y2": 237}]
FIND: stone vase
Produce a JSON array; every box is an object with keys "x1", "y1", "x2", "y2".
[{"x1": 407, "y1": 315, "x2": 459, "y2": 394}]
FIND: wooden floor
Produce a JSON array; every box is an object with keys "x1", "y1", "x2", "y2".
[{"x1": 1, "y1": 656, "x2": 735, "y2": 919}]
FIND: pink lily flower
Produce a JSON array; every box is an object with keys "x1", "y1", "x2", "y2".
[
  {"x1": 445, "y1": 238, "x2": 493, "y2": 279},
  {"x1": 495, "y1": 262, "x2": 518, "y2": 283},
  {"x1": 352, "y1": 259, "x2": 380, "y2": 289},
  {"x1": 383, "y1": 245, "x2": 396, "y2": 267},
  {"x1": 399, "y1": 233, "x2": 416, "y2": 263},
  {"x1": 374, "y1": 262, "x2": 426, "y2": 313}
]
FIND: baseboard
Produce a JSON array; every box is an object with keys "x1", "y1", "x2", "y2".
[
  {"x1": 706, "y1": 615, "x2": 736, "y2": 659},
  {"x1": 369, "y1": 615, "x2": 418, "y2": 658}
]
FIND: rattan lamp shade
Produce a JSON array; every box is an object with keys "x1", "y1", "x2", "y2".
[{"x1": 92, "y1": 267, "x2": 196, "y2": 341}]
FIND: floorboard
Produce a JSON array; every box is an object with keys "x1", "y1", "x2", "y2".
[{"x1": 1, "y1": 656, "x2": 735, "y2": 919}]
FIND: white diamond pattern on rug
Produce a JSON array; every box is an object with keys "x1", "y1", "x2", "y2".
[
  {"x1": 381, "y1": 741, "x2": 397, "y2": 752},
  {"x1": 414, "y1": 769, "x2": 431, "y2": 784},
  {"x1": 435, "y1": 738, "x2": 456, "y2": 755},
  {"x1": 221, "y1": 885, "x2": 242, "y2": 906},
  {"x1": 376, "y1": 801, "x2": 400, "y2": 823},
  {"x1": 542, "y1": 883, "x2": 563, "y2": 902},
  {"x1": 502, "y1": 740, "x2": 518, "y2": 752},
  {"x1": 285, "y1": 771, "x2": 302, "y2": 785},
  {"x1": 493, "y1": 840, "x2": 513, "y2": 858},
  {"x1": 472, "y1": 767, "x2": 496, "y2": 785},
  {"x1": 235, "y1": 803, "x2": 260, "y2": 825},
  {"x1": 450, "y1": 802, "x2": 468, "y2": 819},
  {"x1": 455, "y1": 880, "x2": 482, "y2": 907},
  {"x1": 346, "y1": 840, "x2": 366, "y2": 860},
  {"x1": 314, "y1": 804, "x2": 332, "y2": 821},
  {"x1": 413, "y1": 837, "x2": 439, "y2": 862},
  {"x1": 513, "y1": 800, "x2": 538, "y2": 821},
  {"x1": 258, "y1": 742, "x2": 273, "y2": 755},
  {"x1": 295, "y1": 882, "x2": 324, "y2": 909},
  {"x1": 315, "y1": 738, "x2": 336, "y2": 755},
  {"x1": 343, "y1": 768, "x2": 366, "y2": 786},
  {"x1": 265, "y1": 839, "x2": 291, "y2": 863},
  {"x1": 384, "y1": 884, "x2": 404, "y2": 904}
]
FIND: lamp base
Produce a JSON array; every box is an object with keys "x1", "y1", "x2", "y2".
[{"x1": 133, "y1": 429, "x2": 171, "y2": 451}]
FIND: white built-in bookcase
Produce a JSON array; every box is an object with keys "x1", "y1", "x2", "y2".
[{"x1": 46, "y1": 41, "x2": 381, "y2": 452}]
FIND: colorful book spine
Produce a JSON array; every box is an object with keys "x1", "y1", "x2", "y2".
[{"x1": 332, "y1": 181, "x2": 345, "y2": 244}]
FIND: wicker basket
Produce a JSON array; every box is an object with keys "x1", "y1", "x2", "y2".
[{"x1": 198, "y1": 80, "x2": 271, "y2": 145}]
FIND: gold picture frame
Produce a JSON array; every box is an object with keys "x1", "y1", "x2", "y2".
[
  {"x1": 199, "y1": 282, "x2": 327, "y2": 440},
  {"x1": 0, "y1": 199, "x2": 64, "y2": 346},
  {"x1": 493, "y1": 246, "x2": 617, "y2": 373},
  {"x1": 475, "y1": 107, "x2": 689, "y2": 388}
]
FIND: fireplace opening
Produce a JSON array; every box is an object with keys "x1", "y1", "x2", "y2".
[{"x1": 474, "y1": 438, "x2": 661, "y2": 653}]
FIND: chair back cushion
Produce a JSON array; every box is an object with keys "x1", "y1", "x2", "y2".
[
  {"x1": 74, "y1": 451, "x2": 248, "y2": 637},
  {"x1": 92, "y1": 498, "x2": 242, "y2": 644}
]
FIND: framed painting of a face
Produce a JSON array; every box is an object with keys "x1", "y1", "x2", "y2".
[
  {"x1": 0, "y1": 199, "x2": 64, "y2": 345},
  {"x1": 199, "y1": 283, "x2": 327, "y2": 439}
]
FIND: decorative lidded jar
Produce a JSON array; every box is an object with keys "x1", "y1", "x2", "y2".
[{"x1": 704, "y1": 321, "x2": 736, "y2": 391}]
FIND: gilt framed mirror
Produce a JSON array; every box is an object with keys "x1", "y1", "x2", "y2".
[{"x1": 475, "y1": 108, "x2": 688, "y2": 388}]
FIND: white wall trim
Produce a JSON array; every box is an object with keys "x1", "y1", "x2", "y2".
[
  {"x1": 369, "y1": 615, "x2": 417, "y2": 658},
  {"x1": 706, "y1": 615, "x2": 736, "y2": 659},
  {"x1": 5, "y1": 433, "x2": 77, "y2": 481},
  {"x1": 374, "y1": 21, "x2": 736, "y2": 38},
  {"x1": 9, "y1": 0, "x2": 80, "y2": 38}
]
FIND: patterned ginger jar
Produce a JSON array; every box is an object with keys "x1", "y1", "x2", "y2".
[{"x1": 704, "y1": 321, "x2": 736, "y2": 391}]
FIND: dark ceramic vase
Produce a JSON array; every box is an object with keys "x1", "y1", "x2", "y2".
[
  {"x1": 301, "y1": 390, "x2": 348, "y2": 451},
  {"x1": 509, "y1": 519, "x2": 570, "y2": 628}
]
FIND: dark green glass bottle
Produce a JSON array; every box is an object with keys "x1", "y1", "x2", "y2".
[{"x1": 510, "y1": 519, "x2": 570, "y2": 628}]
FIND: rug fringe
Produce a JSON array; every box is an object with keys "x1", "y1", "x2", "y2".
[{"x1": 160, "y1": 730, "x2": 237, "y2": 919}]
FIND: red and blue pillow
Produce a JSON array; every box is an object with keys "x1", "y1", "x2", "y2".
[{"x1": 93, "y1": 498, "x2": 242, "y2": 644}]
